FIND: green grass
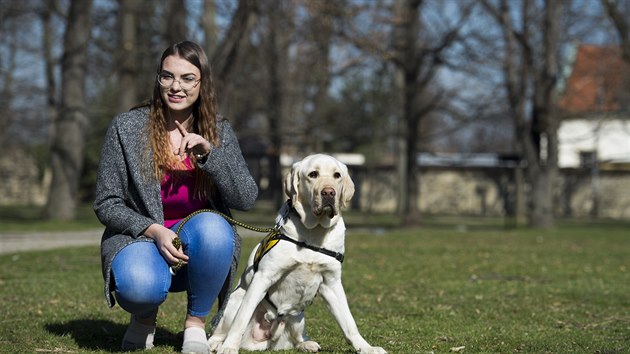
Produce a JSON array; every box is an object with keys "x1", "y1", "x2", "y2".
[
  {"x1": 1, "y1": 220, "x2": 629, "y2": 354},
  {"x1": 0, "y1": 204, "x2": 103, "y2": 232}
]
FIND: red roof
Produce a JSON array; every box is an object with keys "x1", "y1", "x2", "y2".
[{"x1": 558, "y1": 44, "x2": 629, "y2": 114}]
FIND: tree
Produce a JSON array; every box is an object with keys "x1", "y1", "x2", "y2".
[
  {"x1": 262, "y1": 0, "x2": 291, "y2": 205},
  {"x1": 44, "y1": 0, "x2": 93, "y2": 220},
  {"x1": 601, "y1": 0, "x2": 630, "y2": 62},
  {"x1": 1, "y1": 1, "x2": 46, "y2": 146},
  {"x1": 602, "y1": 0, "x2": 630, "y2": 114},
  {"x1": 481, "y1": 0, "x2": 564, "y2": 228},
  {"x1": 210, "y1": 0, "x2": 257, "y2": 97},
  {"x1": 391, "y1": 0, "x2": 473, "y2": 224},
  {"x1": 0, "y1": 24, "x2": 17, "y2": 145},
  {"x1": 202, "y1": 0, "x2": 218, "y2": 56},
  {"x1": 116, "y1": 0, "x2": 141, "y2": 112},
  {"x1": 165, "y1": 0, "x2": 188, "y2": 45},
  {"x1": 298, "y1": 1, "x2": 336, "y2": 153}
]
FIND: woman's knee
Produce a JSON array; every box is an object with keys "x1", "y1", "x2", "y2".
[
  {"x1": 112, "y1": 243, "x2": 170, "y2": 312},
  {"x1": 182, "y1": 212, "x2": 234, "y2": 252},
  {"x1": 114, "y1": 268, "x2": 168, "y2": 310}
]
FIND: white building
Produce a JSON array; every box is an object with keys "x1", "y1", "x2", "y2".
[
  {"x1": 558, "y1": 118, "x2": 630, "y2": 168},
  {"x1": 557, "y1": 44, "x2": 630, "y2": 170}
]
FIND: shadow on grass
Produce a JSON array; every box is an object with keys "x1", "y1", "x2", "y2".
[{"x1": 45, "y1": 319, "x2": 180, "y2": 352}]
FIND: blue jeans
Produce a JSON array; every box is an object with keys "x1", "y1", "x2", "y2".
[{"x1": 111, "y1": 212, "x2": 234, "y2": 318}]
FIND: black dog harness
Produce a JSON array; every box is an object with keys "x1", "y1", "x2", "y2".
[
  {"x1": 253, "y1": 231, "x2": 345, "y2": 272},
  {"x1": 252, "y1": 201, "x2": 345, "y2": 272}
]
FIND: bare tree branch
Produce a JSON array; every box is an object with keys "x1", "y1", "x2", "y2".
[
  {"x1": 601, "y1": 0, "x2": 630, "y2": 62},
  {"x1": 211, "y1": 0, "x2": 257, "y2": 93}
]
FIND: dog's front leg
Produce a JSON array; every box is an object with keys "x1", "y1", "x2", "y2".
[
  {"x1": 288, "y1": 313, "x2": 321, "y2": 353},
  {"x1": 319, "y1": 280, "x2": 387, "y2": 354},
  {"x1": 219, "y1": 273, "x2": 278, "y2": 354},
  {"x1": 209, "y1": 287, "x2": 245, "y2": 352}
]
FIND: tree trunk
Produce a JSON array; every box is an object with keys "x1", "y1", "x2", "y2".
[
  {"x1": 404, "y1": 78, "x2": 421, "y2": 223},
  {"x1": 265, "y1": 0, "x2": 287, "y2": 206},
  {"x1": 165, "y1": 0, "x2": 188, "y2": 45},
  {"x1": 202, "y1": 0, "x2": 218, "y2": 56},
  {"x1": 44, "y1": 0, "x2": 93, "y2": 220},
  {"x1": 210, "y1": 0, "x2": 256, "y2": 97},
  {"x1": 0, "y1": 34, "x2": 17, "y2": 145},
  {"x1": 486, "y1": 0, "x2": 561, "y2": 228},
  {"x1": 41, "y1": 0, "x2": 58, "y2": 137},
  {"x1": 305, "y1": 3, "x2": 333, "y2": 153},
  {"x1": 514, "y1": 162, "x2": 526, "y2": 225},
  {"x1": 601, "y1": 0, "x2": 630, "y2": 62},
  {"x1": 117, "y1": 0, "x2": 140, "y2": 112},
  {"x1": 393, "y1": 0, "x2": 422, "y2": 224},
  {"x1": 527, "y1": 0, "x2": 561, "y2": 228},
  {"x1": 528, "y1": 167, "x2": 553, "y2": 228}
]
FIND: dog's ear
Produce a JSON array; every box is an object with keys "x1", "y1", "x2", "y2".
[
  {"x1": 340, "y1": 166, "x2": 355, "y2": 208},
  {"x1": 284, "y1": 161, "x2": 301, "y2": 203}
]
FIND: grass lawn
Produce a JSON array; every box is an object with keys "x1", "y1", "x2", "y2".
[
  {"x1": 0, "y1": 204, "x2": 103, "y2": 232},
  {"x1": 0, "y1": 216, "x2": 628, "y2": 353}
]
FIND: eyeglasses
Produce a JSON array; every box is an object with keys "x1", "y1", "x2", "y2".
[{"x1": 157, "y1": 73, "x2": 201, "y2": 91}]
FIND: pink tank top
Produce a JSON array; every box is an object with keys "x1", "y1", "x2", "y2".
[{"x1": 161, "y1": 157, "x2": 209, "y2": 228}]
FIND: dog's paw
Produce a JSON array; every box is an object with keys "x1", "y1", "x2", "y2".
[
  {"x1": 296, "y1": 340, "x2": 321, "y2": 352},
  {"x1": 217, "y1": 346, "x2": 239, "y2": 354},
  {"x1": 207, "y1": 337, "x2": 223, "y2": 353},
  {"x1": 357, "y1": 346, "x2": 387, "y2": 354}
]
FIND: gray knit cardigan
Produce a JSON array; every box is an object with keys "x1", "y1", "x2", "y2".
[{"x1": 93, "y1": 107, "x2": 258, "y2": 328}]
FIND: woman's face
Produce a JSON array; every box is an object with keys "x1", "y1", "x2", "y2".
[{"x1": 159, "y1": 55, "x2": 201, "y2": 117}]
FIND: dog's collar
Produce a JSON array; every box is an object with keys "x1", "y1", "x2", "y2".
[{"x1": 273, "y1": 199, "x2": 294, "y2": 230}]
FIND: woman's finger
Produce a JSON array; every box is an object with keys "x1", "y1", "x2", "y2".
[
  {"x1": 168, "y1": 239, "x2": 189, "y2": 261},
  {"x1": 160, "y1": 246, "x2": 180, "y2": 264},
  {"x1": 157, "y1": 239, "x2": 187, "y2": 264},
  {"x1": 173, "y1": 122, "x2": 211, "y2": 157},
  {"x1": 174, "y1": 120, "x2": 188, "y2": 137},
  {"x1": 171, "y1": 246, "x2": 189, "y2": 262},
  {"x1": 179, "y1": 135, "x2": 191, "y2": 156},
  {"x1": 182, "y1": 135, "x2": 209, "y2": 156}
]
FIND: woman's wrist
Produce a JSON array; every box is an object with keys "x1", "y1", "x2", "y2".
[
  {"x1": 194, "y1": 151, "x2": 209, "y2": 163},
  {"x1": 144, "y1": 223, "x2": 166, "y2": 240}
]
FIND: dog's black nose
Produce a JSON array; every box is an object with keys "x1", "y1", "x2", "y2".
[{"x1": 321, "y1": 188, "x2": 336, "y2": 198}]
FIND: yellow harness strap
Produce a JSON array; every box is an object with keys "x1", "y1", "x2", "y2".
[{"x1": 253, "y1": 230, "x2": 282, "y2": 272}]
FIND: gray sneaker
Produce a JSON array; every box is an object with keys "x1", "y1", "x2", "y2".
[{"x1": 121, "y1": 314, "x2": 156, "y2": 350}]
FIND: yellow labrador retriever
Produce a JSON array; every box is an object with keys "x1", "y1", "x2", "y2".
[{"x1": 209, "y1": 154, "x2": 386, "y2": 354}]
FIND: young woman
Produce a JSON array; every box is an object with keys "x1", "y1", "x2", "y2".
[{"x1": 93, "y1": 41, "x2": 258, "y2": 353}]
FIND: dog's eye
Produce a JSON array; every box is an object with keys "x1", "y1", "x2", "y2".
[
  {"x1": 308, "y1": 171, "x2": 319, "y2": 178},
  {"x1": 334, "y1": 172, "x2": 341, "y2": 179}
]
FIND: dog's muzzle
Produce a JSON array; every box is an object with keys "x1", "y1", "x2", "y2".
[{"x1": 318, "y1": 187, "x2": 337, "y2": 218}]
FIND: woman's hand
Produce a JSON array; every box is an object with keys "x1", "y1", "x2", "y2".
[
  {"x1": 174, "y1": 120, "x2": 211, "y2": 159},
  {"x1": 144, "y1": 223, "x2": 189, "y2": 266}
]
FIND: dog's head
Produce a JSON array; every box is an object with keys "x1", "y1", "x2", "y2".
[{"x1": 284, "y1": 154, "x2": 355, "y2": 229}]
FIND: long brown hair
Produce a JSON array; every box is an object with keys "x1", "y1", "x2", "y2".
[{"x1": 146, "y1": 41, "x2": 219, "y2": 199}]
